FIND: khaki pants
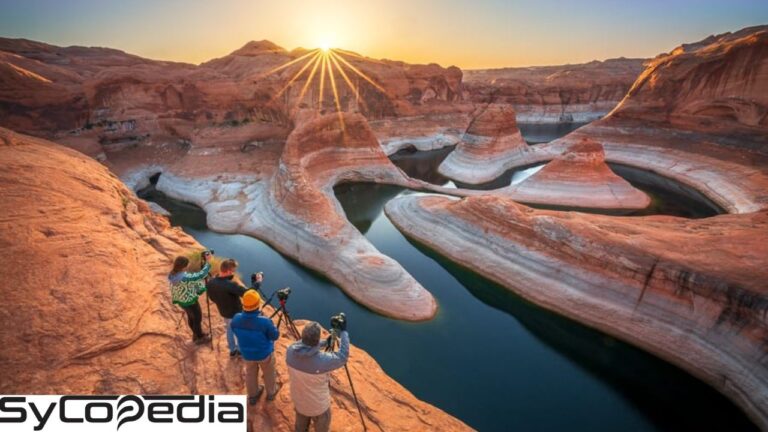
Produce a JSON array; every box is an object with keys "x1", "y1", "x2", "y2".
[
  {"x1": 245, "y1": 354, "x2": 277, "y2": 397},
  {"x1": 295, "y1": 408, "x2": 331, "y2": 432}
]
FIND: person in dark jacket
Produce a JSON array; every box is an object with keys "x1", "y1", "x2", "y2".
[
  {"x1": 231, "y1": 289, "x2": 281, "y2": 405},
  {"x1": 168, "y1": 254, "x2": 211, "y2": 344},
  {"x1": 206, "y1": 258, "x2": 248, "y2": 356}
]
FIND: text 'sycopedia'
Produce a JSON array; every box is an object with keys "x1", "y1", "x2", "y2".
[{"x1": 0, "y1": 395, "x2": 246, "y2": 431}]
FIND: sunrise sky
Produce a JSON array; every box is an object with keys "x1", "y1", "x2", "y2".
[{"x1": 1, "y1": 0, "x2": 766, "y2": 69}]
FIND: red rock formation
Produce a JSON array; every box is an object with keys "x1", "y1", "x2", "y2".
[
  {"x1": 464, "y1": 58, "x2": 646, "y2": 123},
  {"x1": 0, "y1": 38, "x2": 465, "y2": 162},
  {"x1": 438, "y1": 103, "x2": 528, "y2": 183},
  {"x1": 386, "y1": 193, "x2": 768, "y2": 429},
  {"x1": 505, "y1": 138, "x2": 650, "y2": 210},
  {"x1": 611, "y1": 26, "x2": 768, "y2": 149},
  {"x1": 491, "y1": 26, "x2": 768, "y2": 213},
  {"x1": 381, "y1": 24, "x2": 768, "y2": 430},
  {"x1": 0, "y1": 127, "x2": 470, "y2": 431}
]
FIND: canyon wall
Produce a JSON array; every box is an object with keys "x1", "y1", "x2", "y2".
[
  {"x1": 0, "y1": 38, "x2": 464, "y2": 161},
  {"x1": 463, "y1": 58, "x2": 645, "y2": 123},
  {"x1": 381, "y1": 25, "x2": 768, "y2": 429}
]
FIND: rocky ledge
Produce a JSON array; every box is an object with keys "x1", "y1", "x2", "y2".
[
  {"x1": 386, "y1": 193, "x2": 768, "y2": 429},
  {"x1": 501, "y1": 138, "x2": 650, "y2": 211},
  {"x1": 0, "y1": 127, "x2": 471, "y2": 431}
]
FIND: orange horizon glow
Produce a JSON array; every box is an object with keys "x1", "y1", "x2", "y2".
[
  {"x1": 2, "y1": 1, "x2": 766, "y2": 70},
  {"x1": 264, "y1": 47, "x2": 389, "y2": 131}
]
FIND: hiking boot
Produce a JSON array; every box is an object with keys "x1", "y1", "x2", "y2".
[
  {"x1": 266, "y1": 382, "x2": 283, "y2": 402},
  {"x1": 194, "y1": 334, "x2": 211, "y2": 345}
]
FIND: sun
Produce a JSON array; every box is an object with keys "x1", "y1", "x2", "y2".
[{"x1": 320, "y1": 42, "x2": 330, "y2": 52}]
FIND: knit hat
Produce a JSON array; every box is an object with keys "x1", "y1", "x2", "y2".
[{"x1": 242, "y1": 289, "x2": 262, "y2": 312}]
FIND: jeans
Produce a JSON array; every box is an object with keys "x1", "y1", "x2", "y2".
[
  {"x1": 294, "y1": 408, "x2": 331, "y2": 432},
  {"x1": 245, "y1": 354, "x2": 277, "y2": 398},
  {"x1": 224, "y1": 318, "x2": 238, "y2": 353},
  {"x1": 182, "y1": 301, "x2": 204, "y2": 339}
]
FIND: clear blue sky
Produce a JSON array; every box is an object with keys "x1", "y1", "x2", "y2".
[{"x1": 0, "y1": 0, "x2": 766, "y2": 68}]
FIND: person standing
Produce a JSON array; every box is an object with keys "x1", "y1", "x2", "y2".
[
  {"x1": 285, "y1": 320, "x2": 349, "y2": 432},
  {"x1": 168, "y1": 253, "x2": 211, "y2": 344},
  {"x1": 206, "y1": 258, "x2": 247, "y2": 356},
  {"x1": 231, "y1": 289, "x2": 281, "y2": 404}
]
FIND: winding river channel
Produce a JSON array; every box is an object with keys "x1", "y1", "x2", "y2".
[{"x1": 139, "y1": 123, "x2": 753, "y2": 431}]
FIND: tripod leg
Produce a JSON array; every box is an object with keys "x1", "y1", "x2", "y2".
[
  {"x1": 344, "y1": 365, "x2": 367, "y2": 431},
  {"x1": 283, "y1": 312, "x2": 301, "y2": 340}
]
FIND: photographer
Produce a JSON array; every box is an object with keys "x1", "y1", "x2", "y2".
[
  {"x1": 231, "y1": 290, "x2": 281, "y2": 405},
  {"x1": 206, "y1": 259, "x2": 248, "y2": 357},
  {"x1": 286, "y1": 317, "x2": 350, "y2": 432},
  {"x1": 168, "y1": 253, "x2": 212, "y2": 345}
]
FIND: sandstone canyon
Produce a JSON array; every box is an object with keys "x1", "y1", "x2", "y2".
[
  {"x1": 0, "y1": 22, "x2": 767, "y2": 432},
  {"x1": 0, "y1": 127, "x2": 470, "y2": 431}
]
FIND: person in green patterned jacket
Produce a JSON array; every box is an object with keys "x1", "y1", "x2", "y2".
[{"x1": 169, "y1": 254, "x2": 212, "y2": 344}]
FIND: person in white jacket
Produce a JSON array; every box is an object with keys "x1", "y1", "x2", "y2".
[{"x1": 286, "y1": 320, "x2": 350, "y2": 432}]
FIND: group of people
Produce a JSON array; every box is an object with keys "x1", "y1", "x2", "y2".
[{"x1": 168, "y1": 252, "x2": 349, "y2": 432}]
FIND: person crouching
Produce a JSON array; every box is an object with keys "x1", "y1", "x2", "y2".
[{"x1": 231, "y1": 289, "x2": 282, "y2": 405}]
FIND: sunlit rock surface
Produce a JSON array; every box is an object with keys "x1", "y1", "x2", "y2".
[
  {"x1": 475, "y1": 26, "x2": 768, "y2": 214},
  {"x1": 502, "y1": 138, "x2": 650, "y2": 210},
  {"x1": 385, "y1": 25, "x2": 768, "y2": 429},
  {"x1": 438, "y1": 104, "x2": 528, "y2": 183},
  {"x1": 0, "y1": 127, "x2": 471, "y2": 431},
  {"x1": 386, "y1": 193, "x2": 768, "y2": 429}
]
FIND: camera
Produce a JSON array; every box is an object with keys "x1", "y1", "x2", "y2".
[
  {"x1": 330, "y1": 312, "x2": 346, "y2": 331},
  {"x1": 276, "y1": 287, "x2": 291, "y2": 301},
  {"x1": 201, "y1": 249, "x2": 215, "y2": 258},
  {"x1": 250, "y1": 272, "x2": 264, "y2": 286}
]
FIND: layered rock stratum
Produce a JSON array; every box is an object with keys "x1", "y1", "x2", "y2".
[
  {"x1": 463, "y1": 58, "x2": 646, "y2": 123},
  {"x1": 437, "y1": 103, "x2": 527, "y2": 184},
  {"x1": 502, "y1": 138, "x2": 650, "y2": 210},
  {"x1": 0, "y1": 127, "x2": 471, "y2": 431},
  {"x1": 386, "y1": 25, "x2": 768, "y2": 429},
  {"x1": 1, "y1": 25, "x2": 767, "y2": 430},
  {"x1": 385, "y1": 194, "x2": 768, "y2": 429}
]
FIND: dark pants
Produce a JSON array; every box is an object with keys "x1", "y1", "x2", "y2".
[
  {"x1": 295, "y1": 409, "x2": 331, "y2": 432},
  {"x1": 182, "y1": 301, "x2": 204, "y2": 339}
]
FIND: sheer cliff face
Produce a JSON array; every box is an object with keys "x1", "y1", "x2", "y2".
[
  {"x1": 463, "y1": 58, "x2": 646, "y2": 123},
  {"x1": 610, "y1": 26, "x2": 768, "y2": 137}
]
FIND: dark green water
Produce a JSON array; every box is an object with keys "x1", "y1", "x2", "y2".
[
  {"x1": 140, "y1": 185, "x2": 754, "y2": 431},
  {"x1": 518, "y1": 122, "x2": 589, "y2": 144},
  {"x1": 390, "y1": 148, "x2": 722, "y2": 218},
  {"x1": 137, "y1": 124, "x2": 751, "y2": 431}
]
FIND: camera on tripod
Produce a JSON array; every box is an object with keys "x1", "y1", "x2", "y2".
[
  {"x1": 276, "y1": 287, "x2": 292, "y2": 301},
  {"x1": 250, "y1": 272, "x2": 264, "y2": 286},
  {"x1": 330, "y1": 312, "x2": 346, "y2": 331}
]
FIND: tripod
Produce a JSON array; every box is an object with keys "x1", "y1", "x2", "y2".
[
  {"x1": 325, "y1": 331, "x2": 367, "y2": 431},
  {"x1": 269, "y1": 298, "x2": 301, "y2": 340}
]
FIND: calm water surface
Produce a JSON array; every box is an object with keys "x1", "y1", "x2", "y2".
[{"x1": 138, "y1": 124, "x2": 751, "y2": 431}]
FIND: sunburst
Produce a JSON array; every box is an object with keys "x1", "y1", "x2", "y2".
[{"x1": 262, "y1": 46, "x2": 389, "y2": 132}]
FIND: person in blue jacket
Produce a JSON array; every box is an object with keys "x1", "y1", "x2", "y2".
[{"x1": 231, "y1": 289, "x2": 281, "y2": 404}]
